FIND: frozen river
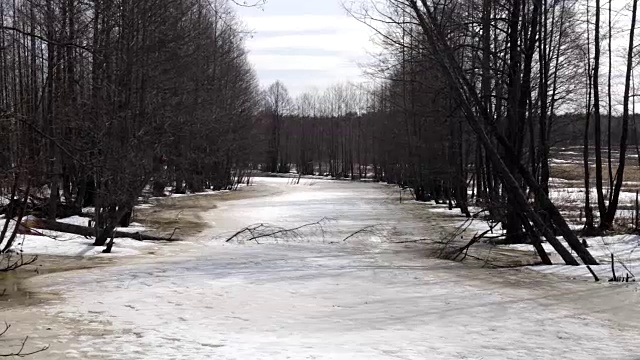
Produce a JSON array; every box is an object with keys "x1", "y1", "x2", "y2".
[{"x1": 2, "y1": 177, "x2": 640, "y2": 359}]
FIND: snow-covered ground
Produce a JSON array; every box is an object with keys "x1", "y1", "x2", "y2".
[
  {"x1": 3, "y1": 215, "x2": 155, "y2": 257},
  {"x1": 504, "y1": 234, "x2": 640, "y2": 282},
  {"x1": 550, "y1": 187, "x2": 639, "y2": 209},
  {"x1": 4, "y1": 186, "x2": 231, "y2": 258},
  {"x1": 2, "y1": 177, "x2": 640, "y2": 359}
]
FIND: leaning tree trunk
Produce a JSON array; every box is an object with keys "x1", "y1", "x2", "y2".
[
  {"x1": 408, "y1": 0, "x2": 598, "y2": 265},
  {"x1": 31, "y1": 219, "x2": 180, "y2": 242}
]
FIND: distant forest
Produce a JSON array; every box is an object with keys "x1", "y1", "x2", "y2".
[{"x1": 551, "y1": 114, "x2": 640, "y2": 147}]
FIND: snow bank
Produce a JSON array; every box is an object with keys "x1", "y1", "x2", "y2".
[
  {"x1": 157, "y1": 189, "x2": 229, "y2": 198},
  {"x1": 146, "y1": 183, "x2": 247, "y2": 199},
  {"x1": 503, "y1": 234, "x2": 640, "y2": 282},
  {"x1": 56, "y1": 215, "x2": 92, "y2": 227},
  {"x1": 2, "y1": 215, "x2": 153, "y2": 257},
  {"x1": 11, "y1": 234, "x2": 150, "y2": 257},
  {"x1": 534, "y1": 264, "x2": 640, "y2": 282},
  {"x1": 550, "y1": 187, "x2": 639, "y2": 208},
  {"x1": 550, "y1": 158, "x2": 577, "y2": 164}
]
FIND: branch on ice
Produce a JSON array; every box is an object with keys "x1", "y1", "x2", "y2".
[
  {"x1": 0, "y1": 322, "x2": 49, "y2": 357},
  {"x1": 224, "y1": 218, "x2": 331, "y2": 244},
  {"x1": 0, "y1": 252, "x2": 37, "y2": 273},
  {"x1": 341, "y1": 225, "x2": 389, "y2": 243}
]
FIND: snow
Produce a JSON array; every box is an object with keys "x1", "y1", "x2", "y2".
[
  {"x1": 550, "y1": 187, "x2": 639, "y2": 208},
  {"x1": 81, "y1": 207, "x2": 95, "y2": 214},
  {"x1": 557, "y1": 151, "x2": 582, "y2": 156},
  {"x1": 550, "y1": 158, "x2": 576, "y2": 164},
  {"x1": 56, "y1": 215, "x2": 92, "y2": 227},
  {"x1": 534, "y1": 263, "x2": 640, "y2": 281},
  {"x1": 3, "y1": 177, "x2": 640, "y2": 359},
  {"x1": 155, "y1": 189, "x2": 228, "y2": 198},
  {"x1": 16, "y1": 244, "x2": 640, "y2": 360},
  {"x1": 2, "y1": 215, "x2": 153, "y2": 257},
  {"x1": 548, "y1": 177, "x2": 577, "y2": 185},
  {"x1": 145, "y1": 184, "x2": 245, "y2": 200},
  {"x1": 505, "y1": 234, "x2": 640, "y2": 282},
  {"x1": 11, "y1": 234, "x2": 151, "y2": 257}
]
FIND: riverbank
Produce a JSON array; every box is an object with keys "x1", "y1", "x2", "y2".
[{"x1": 1, "y1": 182, "x2": 280, "y2": 306}]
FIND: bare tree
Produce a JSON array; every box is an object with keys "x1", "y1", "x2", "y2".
[
  {"x1": 263, "y1": 81, "x2": 292, "y2": 173},
  {"x1": 0, "y1": 0, "x2": 261, "y2": 253}
]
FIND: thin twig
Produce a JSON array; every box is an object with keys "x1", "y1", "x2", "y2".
[
  {"x1": 224, "y1": 218, "x2": 330, "y2": 243},
  {"x1": 0, "y1": 323, "x2": 9, "y2": 337},
  {"x1": 0, "y1": 326, "x2": 49, "y2": 357},
  {"x1": 342, "y1": 225, "x2": 378, "y2": 242}
]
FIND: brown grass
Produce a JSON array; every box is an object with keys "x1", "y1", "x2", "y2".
[{"x1": 551, "y1": 162, "x2": 640, "y2": 184}]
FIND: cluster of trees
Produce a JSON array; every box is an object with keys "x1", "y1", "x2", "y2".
[
  {"x1": 260, "y1": 81, "x2": 376, "y2": 177},
  {"x1": 0, "y1": 0, "x2": 260, "y2": 252},
  {"x1": 258, "y1": 0, "x2": 640, "y2": 266},
  {"x1": 260, "y1": 78, "x2": 470, "y2": 215},
  {"x1": 366, "y1": 0, "x2": 638, "y2": 244}
]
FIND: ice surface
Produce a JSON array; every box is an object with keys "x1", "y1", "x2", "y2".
[{"x1": 2, "y1": 177, "x2": 640, "y2": 359}]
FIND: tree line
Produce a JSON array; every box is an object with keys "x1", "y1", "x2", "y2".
[{"x1": 0, "y1": 0, "x2": 260, "y2": 252}]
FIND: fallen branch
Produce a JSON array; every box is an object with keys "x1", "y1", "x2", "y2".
[
  {"x1": 437, "y1": 208, "x2": 492, "y2": 258},
  {"x1": 342, "y1": 225, "x2": 380, "y2": 242},
  {"x1": 0, "y1": 322, "x2": 49, "y2": 357},
  {"x1": 452, "y1": 220, "x2": 503, "y2": 261},
  {"x1": 30, "y1": 220, "x2": 181, "y2": 242},
  {"x1": 224, "y1": 218, "x2": 330, "y2": 243},
  {"x1": 391, "y1": 238, "x2": 430, "y2": 244},
  {"x1": 0, "y1": 252, "x2": 37, "y2": 272}
]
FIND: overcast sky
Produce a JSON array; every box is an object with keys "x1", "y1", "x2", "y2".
[{"x1": 237, "y1": 0, "x2": 376, "y2": 96}]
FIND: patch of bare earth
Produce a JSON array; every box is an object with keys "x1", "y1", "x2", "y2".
[{"x1": 134, "y1": 185, "x2": 282, "y2": 238}]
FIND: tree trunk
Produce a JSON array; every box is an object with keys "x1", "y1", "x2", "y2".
[
  {"x1": 593, "y1": 0, "x2": 607, "y2": 225},
  {"x1": 409, "y1": 0, "x2": 597, "y2": 265},
  {"x1": 32, "y1": 219, "x2": 180, "y2": 242},
  {"x1": 602, "y1": 0, "x2": 638, "y2": 229}
]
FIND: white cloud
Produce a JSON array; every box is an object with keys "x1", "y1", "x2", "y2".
[
  {"x1": 236, "y1": 2, "x2": 377, "y2": 95},
  {"x1": 248, "y1": 54, "x2": 354, "y2": 71},
  {"x1": 259, "y1": 68, "x2": 366, "y2": 97},
  {"x1": 247, "y1": 32, "x2": 375, "y2": 55},
  {"x1": 243, "y1": 15, "x2": 363, "y2": 33}
]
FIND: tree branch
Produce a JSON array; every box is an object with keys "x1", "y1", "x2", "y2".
[{"x1": 0, "y1": 26, "x2": 93, "y2": 54}]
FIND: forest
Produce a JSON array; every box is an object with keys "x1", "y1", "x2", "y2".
[
  {"x1": 0, "y1": 0, "x2": 260, "y2": 254},
  {"x1": 2, "y1": 0, "x2": 640, "y2": 266}
]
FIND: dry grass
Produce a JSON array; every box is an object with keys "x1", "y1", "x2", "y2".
[
  {"x1": 547, "y1": 158, "x2": 640, "y2": 231},
  {"x1": 551, "y1": 163, "x2": 640, "y2": 183}
]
